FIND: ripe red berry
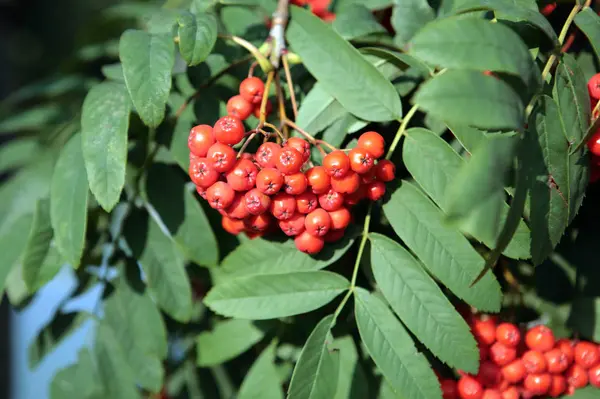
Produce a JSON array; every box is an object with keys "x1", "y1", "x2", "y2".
[
  {"x1": 565, "y1": 364, "x2": 589, "y2": 389},
  {"x1": 331, "y1": 171, "x2": 360, "y2": 194},
  {"x1": 206, "y1": 182, "x2": 235, "y2": 210},
  {"x1": 189, "y1": 157, "x2": 219, "y2": 188},
  {"x1": 294, "y1": 230, "x2": 324, "y2": 254},
  {"x1": 214, "y1": 115, "x2": 245, "y2": 145},
  {"x1": 239, "y1": 77, "x2": 265, "y2": 104},
  {"x1": 221, "y1": 216, "x2": 244, "y2": 235},
  {"x1": 522, "y1": 350, "x2": 547, "y2": 374},
  {"x1": 270, "y1": 193, "x2": 297, "y2": 220},
  {"x1": 357, "y1": 131, "x2": 385, "y2": 159},
  {"x1": 323, "y1": 150, "x2": 351, "y2": 178},
  {"x1": 440, "y1": 378, "x2": 457, "y2": 399},
  {"x1": 226, "y1": 95, "x2": 254, "y2": 120},
  {"x1": 501, "y1": 359, "x2": 525, "y2": 384},
  {"x1": 366, "y1": 181, "x2": 386, "y2": 201},
  {"x1": 360, "y1": 168, "x2": 376, "y2": 184},
  {"x1": 500, "y1": 386, "x2": 518, "y2": 399},
  {"x1": 284, "y1": 173, "x2": 308, "y2": 195},
  {"x1": 275, "y1": 147, "x2": 304, "y2": 174},
  {"x1": 344, "y1": 185, "x2": 365, "y2": 206},
  {"x1": 225, "y1": 193, "x2": 250, "y2": 220},
  {"x1": 226, "y1": 159, "x2": 258, "y2": 191},
  {"x1": 244, "y1": 213, "x2": 272, "y2": 233},
  {"x1": 252, "y1": 98, "x2": 273, "y2": 118},
  {"x1": 556, "y1": 338, "x2": 575, "y2": 364},
  {"x1": 523, "y1": 374, "x2": 551, "y2": 396},
  {"x1": 588, "y1": 363, "x2": 600, "y2": 387},
  {"x1": 306, "y1": 166, "x2": 331, "y2": 194},
  {"x1": 255, "y1": 142, "x2": 281, "y2": 168},
  {"x1": 574, "y1": 341, "x2": 600, "y2": 369},
  {"x1": 495, "y1": 323, "x2": 520, "y2": 348},
  {"x1": 588, "y1": 73, "x2": 600, "y2": 100},
  {"x1": 548, "y1": 375, "x2": 567, "y2": 397},
  {"x1": 328, "y1": 207, "x2": 351, "y2": 231},
  {"x1": 544, "y1": 348, "x2": 570, "y2": 374},
  {"x1": 188, "y1": 124, "x2": 215, "y2": 157},
  {"x1": 256, "y1": 168, "x2": 284, "y2": 195},
  {"x1": 323, "y1": 229, "x2": 345, "y2": 243},
  {"x1": 305, "y1": 208, "x2": 332, "y2": 237},
  {"x1": 541, "y1": 2, "x2": 557, "y2": 17},
  {"x1": 348, "y1": 147, "x2": 374, "y2": 174},
  {"x1": 207, "y1": 143, "x2": 237, "y2": 173},
  {"x1": 525, "y1": 325, "x2": 555, "y2": 352},
  {"x1": 244, "y1": 189, "x2": 271, "y2": 215},
  {"x1": 374, "y1": 159, "x2": 396, "y2": 182},
  {"x1": 477, "y1": 361, "x2": 502, "y2": 389},
  {"x1": 196, "y1": 185, "x2": 207, "y2": 199},
  {"x1": 278, "y1": 213, "x2": 305, "y2": 236},
  {"x1": 457, "y1": 375, "x2": 483, "y2": 399},
  {"x1": 481, "y1": 390, "x2": 501, "y2": 399},
  {"x1": 318, "y1": 189, "x2": 345, "y2": 211},
  {"x1": 473, "y1": 318, "x2": 497, "y2": 346},
  {"x1": 587, "y1": 129, "x2": 600, "y2": 156},
  {"x1": 489, "y1": 342, "x2": 517, "y2": 367},
  {"x1": 285, "y1": 137, "x2": 311, "y2": 163},
  {"x1": 296, "y1": 192, "x2": 318, "y2": 214}
]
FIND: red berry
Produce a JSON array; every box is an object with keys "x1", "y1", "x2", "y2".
[
  {"x1": 255, "y1": 142, "x2": 281, "y2": 168},
  {"x1": 225, "y1": 193, "x2": 250, "y2": 220},
  {"x1": 226, "y1": 95, "x2": 253, "y2": 120},
  {"x1": 244, "y1": 213, "x2": 272, "y2": 233},
  {"x1": 348, "y1": 147, "x2": 374, "y2": 174},
  {"x1": 323, "y1": 150, "x2": 350, "y2": 178},
  {"x1": 305, "y1": 208, "x2": 332, "y2": 237},
  {"x1": 256, "y1": 168, "x2": 284, "y2": 195},
  {"x1": 473, "y1": 318, "x2": 497, "y2": 346},
  {"x1": 328, "y1": 207, "x2": 351, "y2": 231},
  {"x1": 206, "y1": 182, "x2": 235, "y2": 210},
  {"x1": 548, "y1": 375, "x2": 567, "y2": 397},
  {"x1": 457, "y1": 375, "x2": 483, "y2": 399},
  {"x1": 481, "y1": 390, "x2": 501, "y2": 399},
  {"x1": 331, "y1": 171, "x2": 360, "y2": 194},
  {"x1": 587, "y1": 129, "x2": 600, "y2": 156},
  {"x1": 270, "y1": 193, "x2": 297, "y2": 220},
  {"x1": 306, "y1": 166, "x2": 331, "y2": 194},
  {"x1": 189, "y1": 157, "x2": 219, "y2": 188},
  {"x1": 226, "y1": 159, "x2": 258, "y2": 191},
  {"x1": 541, "y1": 2, "x2": 557, "y2": 17},
  {"x1": 495, "y1": 323, "x2": 521, "y2": 348},
  {"x1": 207, "y1": 143, "x2": 237, "y2": 173},
  {"x1": 318, "y1": 189, "x2": 344, "y2": 211},
  {"x1": 588, "y1": 363, "x2": 600, "y2": 387},
  {"x1": 344, "y1": 185, "x2": 365, "y2": 206},
  {"x1": 196, "y1": 185, "x2": 207, "y2": 199},
  {"x1": 275, "y1": 147, "x2": 304, "y2": 174},
  {"x1": 441, "y1": 379, "x2": 458, "y2": 399},
  {"x1": 188, "y1": 125, "x2": 215, "y2": 157},
  {"x1": 525, "y1": 325, "x2": 555, "y2": 352},
  {"x1": 252, "y1": 98, "x2": 273, "y2": 118},
  {"x1": 501, "y1": 359, "x2": 525, "y2": 384},
  {"x1": 323, "y1": 229, "x2": 345, "y2": 243},
  {"x1": 522, "y1": 350, "x2": 547, "y2": 374},
  {"x1": 285, "y1": 137, "x2": 311, "y2": 163},
  {"x1": 240, "y1": 77, "x2": 265, "y2": 104},
  {"x1": 366, "y1": 181, "x2": 386, "y2": 201},
  {"x1": 523, "y1": 374, "x2": 551, "y2": 396},
  {"x1": 214, "y1": 115, "x2": 245, "y2": 145},
  {"x1": 544, "y1": 348, "x2": 570, "y2": 374},
  {"x1": 479, "y1": 342, "x2": 490, "y2": 362},
  {"x1": 221, "y1": 216, "x2": 244, "y2": 235},
  {"x1": 244, "y1": 189, "x2": 271, "y2": 215},
  {"x1": 294, "y1": 230, "x2": 324, "y2": 254},
  {"x1": 489, "y1": 342, "x2": 517, "y2": 367},
  {"x1": 565, "y1": 364, "x2": 589, "y2": 388},
  {"x1": 360, "y1": 168, "x2": 376, "y2": 184},
  {"x1": 588, "y1": 73, "x2": 600, "y2": 100},
  {"x1": 278, "y1": 213, "x2": 305, "y2": 236},
  {"x1": 374, "y1": 159, "x2": 396, "y2": 182},
  {"x1": 357, "y1": 131, "x2": 385, "y2": 159},
  {"x1": 556, "y1": 338, "x2": 575, "y2": 364},
  {"x1": 284, "y1": 173, "x2": 308, "y2": 195},
  {"x1": 574, "y1": 341, "x2": 600, "y2": 369},
  {"x1": 296, "y1": 192, "x2": 318, "y2": 214},
  {"x1": 477, "y1": 361, "x2": 502, "y2": 389},
  {"x1": 500, "y1": 386, "x2": 518, "y2": 399}
]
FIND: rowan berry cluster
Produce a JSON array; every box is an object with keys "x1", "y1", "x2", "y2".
[
  {"x1": 438, "y1": 314, "x2": 600, "y2": 399},
  {"x1": 187, "y1": 77, "x2": 395, "y2": 254}
]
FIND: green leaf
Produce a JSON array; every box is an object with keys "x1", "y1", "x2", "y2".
[
  {"x1": 576, "y1": 8, "x2": 600, "y2": 64},
  {"x1": 104, "y1": 278, "x2": 168, "y2": 392},
  {"x1": 296, "y1": 83, "x2": 347, "y2": 134},
  {"x1": 218, "y1": 230, "x2": 357, "y2": 281},
  {"x1": 23, "y1": 245, "x2": 63, "y2": 293},
  {"x1": 553, "y1": 53, "x2": 591, "y2": 146},
  {"x1": 336, "y1": 0, "x2": 393, "y2": 11},
  {"x1": 204, "y1": 271, "x2": 349, "y2": 320},
  {"x1": 288, "y1": 315, "x2": 339, "y2": 399},
  {"x1": 197, "y1": 319, "x2": 265, "y2": 366},
  {"x1": 410, "y1": 17, "x2": 533, "y2": 80},
  {"x1": 0, "y1": 139, "x2": 41, "y2": 171},
  {"x1": 94, "y1": 322, "x2": 140, "y2": 399},
  {"x1": 414, "y1": 70, "x2": 524, "y2": 130},
  {"x1": 354, "y1": 288, "x2": 442, "y2": 399},
  {"x1": 370, "y1": 233, "x2": 479, "y2": 373},
  {"x1": 287, "y1": 5, "x2": 401, "y2": 122},
  {"x1": 333, "y1": 4, "x2": 386, "y2": 40},
  {"x1": 125, "y1": 212, "x2": 193, "y2": 322},
  {"x1": 50, "y1": 349, "x2": 104, "y2": 399},
  {"x1": 0, "y1": 214, "x2": 33, "y2": 295},
  {"x1": 238, "y1": 342, "x2": 284, "y2": 399},
  {"x1": 392, "y1": 0, "x2": 435, "y2": 47},
  {"x1": 51, "y1": 133, "x2": 89, "y2": 267},
  {"x1": 21, "y1": 198, "x2": 53, "y2": 291},
  {"x1": 383, "y1": 181, "x2": 502, "y2": 311},
  {"x1": 101, "y1": 63, "x2": 125, "y2": 82},
  {"x1": 0, "y1": 104, "x2": 62, "y2": 134},
  {"x1": 119, "y1": 30, "x2": 175, "y2": 127},
  {"x1": 81, "y1": 82, "x2": 131, "y2": 212},
  {"x1": 145, "y1": 164, "x2": 218, "y2": 266},
  {"x1": 177, "y1": 11, "x2": 217, "y2": 66},
  {"x1": 559, "y1": 386, "x2": 600, "y2": 399},
  {"x1": 360, "y1": 47, "x2": 433, "y2": 77},
  {"x1": 333, "y1": 336, "x2": 369, "y2": 399}
]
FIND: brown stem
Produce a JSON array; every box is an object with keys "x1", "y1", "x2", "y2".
[
  {"x1": 237, "y1": 132, "x2": 259, "y2": 157},
  {"x1": 256, "y1": 70, "x2": 275, "y2": 128},
  {"x1": 282, "y1": 54, "x2": 298, "y2": 119},
  {"x1": 316, "y1": 139, "x2": 336, "y2": 151},
  {"x1": 274, "y1": 73, "x2": 290, "y2": 138},
  {"x1": 268, "y1": 0, "x2": 289, "y2": 68},
  {"x1": 283, "y1": 119, "x2": 317, "y2": 144}
]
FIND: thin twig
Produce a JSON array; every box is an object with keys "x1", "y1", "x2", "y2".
[
  {"x1": 385, "y1": 104, "x2": 419, "y2": 160},
  {"x1": 256, "y1": 70, "x2": 275, "y2": 128},
  {"x1": 282, "y1": 54, "x2": 298, "y2": 119},
  {"x1": 268, "y1": 0, "x2": 290, "y2": 68},
  {"x1": 274, "y1": 73, "x2": 290, "y2": 138},
  {"x1": 283, "y1": 119, "x2": 317, "y2": 144},
  {"x1": 219, "y1": 34, "x2": 273, "y2": 72}
]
